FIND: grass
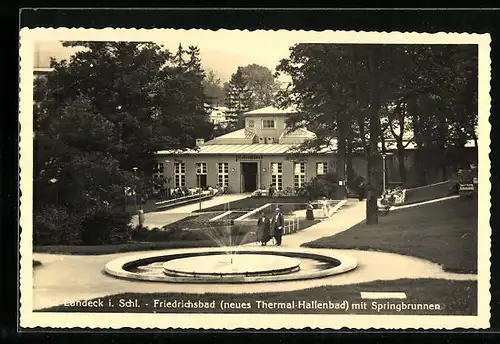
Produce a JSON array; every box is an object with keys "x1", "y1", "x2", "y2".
[
  {"x1": 304, "y1": 197, "x2": 477, "y2": 273},
  {"x1": 404, "y1": 180, "x2": 456, "y2": 205},
  {"x1": 39, "y1": 278, "x2": 477, "y2": 315},
  {"x1": 194, "y1": 196, "x2": 310, "y2": 212},
  {"x1": 34, "y1": 241, "x2": 227, "y2": 255}
]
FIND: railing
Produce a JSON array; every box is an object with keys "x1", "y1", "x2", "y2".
[
  {"x1": 155, "y1": 191, "x2": 213, "y2": 210},
  {"x1": 283, "y1": 216, "x2": 300, "y2": 235}
]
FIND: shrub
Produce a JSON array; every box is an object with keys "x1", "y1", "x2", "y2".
[
  {"x1": 34, "y1": 206, "x2": 83, "y2": 245},
  {"x1": 302, "y1": 172, "x2": 340, "y2": 199},
  {"x1": 80, "y1": 205, "x2": 132, "y2": 245}
]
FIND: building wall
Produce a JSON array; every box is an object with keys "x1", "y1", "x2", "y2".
[
  {"x1": 158, "y1": 154, "x2": 368, "y2": 192},
  {"x1": 246, "y1": 115, "x2": 288, "y2": 143}
]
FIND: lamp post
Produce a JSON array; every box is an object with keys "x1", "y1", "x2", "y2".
[
  {"x1": 199, "y1": 190, "x2": 202, "y2": 211},
  {"x1": 164, "y1": 160, "x2": 170, "y2": 199},
  {"x1": 381, "y1": 153, "x2": 391, "y2": 195},
  {"x1": 132, "y1": 167, "x2": 138, "y2": 212}
]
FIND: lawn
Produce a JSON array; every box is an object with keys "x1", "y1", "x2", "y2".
[
  {"x1": 303, "y1": 197, "x2": 477, "y2": 273},
  {"x1": 194, "y1": 196, "x2": 310, "y2": 212},
  {"x1": 39, "y1": 278, "x2": 476, "y2": 315},
  {"x1": 33, "y1": 241, "x2": 225, "y2": 255},
  {"x1": 404, "y1": 180, "x2": 456, "y2": 205}
]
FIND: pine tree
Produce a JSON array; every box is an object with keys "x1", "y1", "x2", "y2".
[{"x1": 224, "y1": 67, "x2": 253, "y2": 129}]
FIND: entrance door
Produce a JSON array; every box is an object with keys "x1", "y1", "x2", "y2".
[{"x1": 241, "y1": 162, "x2": 258, "y2": 192}]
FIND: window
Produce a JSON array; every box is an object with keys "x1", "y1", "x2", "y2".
[
  {"x1": 196, "y1": 162, "x2": 207, "y2": 188},
  {"x1": 316, "y1": 162, "x2": 328, "y2": 176},
  {"x1": 294, "y1": 162, "x2": 306, "y2": 189},
  {"x1": 247, "y1": 119, "x2": 254, "y2": 128},
  {"x1": 262, "y1": 119, "x2": 275, "y2": 129},
  {"x1": 217, "y1": 162, "x2": 229, "y2": 187},
  {"x1": 270, "y1": 162, "x2": 283, "y2": 190},
  {"x1": 155, "y1": 163, "x2": 164, "y2": 178},
  {"x1": 174, "y1": 162, "x2": 186, "y2": 187}
]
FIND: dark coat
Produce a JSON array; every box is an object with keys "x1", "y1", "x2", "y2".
[
  {"x1": 257, "y1": 216, "x2": 271, "y2": 243},
  {"x1": 270, "y1": 212, "x2": 285, "y2": 237}
]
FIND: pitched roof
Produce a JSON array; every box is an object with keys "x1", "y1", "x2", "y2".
[
  {"x1": 243, "y1": 106, "x2": 297, "y2": 116},
  {"x1": 203, "y1": 128, "x2": 256, "y2": 145},
  {"x1": 156, "y1": 144, "x2": 334, "y2": 156},
  {"x1": 280, "y1": 128, "x2": 316, "y2": 139}
]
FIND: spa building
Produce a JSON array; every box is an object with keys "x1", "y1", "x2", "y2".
[{"x1": 155, "y1": 106, "x2": 367, "y2": 193}]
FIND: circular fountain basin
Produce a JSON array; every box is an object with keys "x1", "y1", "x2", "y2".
[
  {"x1": 163, "y1": 254, "x2": 301, "y2": 278},
  {"x1": 104, "y1": 247, "x2": 358, "y2": 284}
]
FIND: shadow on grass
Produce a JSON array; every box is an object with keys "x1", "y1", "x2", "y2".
[
  {"x1": 404, "y1": 181, "x2": 456, "y2": 205},
  {"x1": 39, "y1": 278, "x2": 477, "y2": 315},
  {"x1": 303, "y1": 197, "x2": 477, "y2": 274}
]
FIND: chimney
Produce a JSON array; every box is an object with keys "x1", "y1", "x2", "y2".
[{"x1": 196, "y1": 138, "x2": 205, "y2": 146}]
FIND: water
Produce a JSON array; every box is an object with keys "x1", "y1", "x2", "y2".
[{"x1": 127, "y1": 257, "x2": 337, "y2": 278}]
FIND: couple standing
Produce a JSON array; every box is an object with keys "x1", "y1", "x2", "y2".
[{"x1": 257, "y1": 207, "x2": 284, "y2": 246}]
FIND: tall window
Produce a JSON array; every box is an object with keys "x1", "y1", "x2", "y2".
[
  {"x1": 262, "y1": 119, "x2": 275, "y2": 129},
  {"x1": 174, "y1": 162, "x2": 186, "y2": 187},
  {"x1": 316, "y1": 162, "x2": 328, "y2": 176},
  {"x1": 270, "y1": 162, "x2": 283, "y2": 190},
  {"x1": 247, "y1": 119, "x2": 254, "y2": 128},
  {"x1": 217, "y1": 162, "x2": 229, "y2": 187},
  {"x1": 294, "y1": 162, "x2": 306, "y2": 189},
  {"x1": 196, "y1": 162, "x2": 207, "y2": 188}
]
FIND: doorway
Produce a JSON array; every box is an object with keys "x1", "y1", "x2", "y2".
[{"x1": 241, "y1": 162, "x2": 258, "y2": 192}]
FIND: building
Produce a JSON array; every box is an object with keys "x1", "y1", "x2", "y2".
[
  {"x1": 208, "y1": 106, "x2": 230, "y2": 127},
  {"x1": 155, "y1": 106, "x2": 367, "y2": 193}
]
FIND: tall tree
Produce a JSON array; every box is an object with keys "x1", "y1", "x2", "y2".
[
  {"x1": 33, "y1": 41, "x2": 214, "y2": 244},
  {"x1": 224, "y1": 67, "x2": 253, "y2": 129},
  {"x1": 276, "y1": 43, "x2": 478, "y2": 224},
  {"x1": 239, "y1": 64, "x2": 281, "y2": 109}
]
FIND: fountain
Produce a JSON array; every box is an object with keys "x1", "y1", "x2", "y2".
[{"x1": 104, "y1": 202, "x2": 358, "y2": 283}]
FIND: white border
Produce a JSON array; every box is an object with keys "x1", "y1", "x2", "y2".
[{"x1": 19, "y1": 28, "x2": 491, "y2": 329}]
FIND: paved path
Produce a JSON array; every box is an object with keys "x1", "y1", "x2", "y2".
[
  {"x1": 131, "y1": 194, "x2": 251, "y2": 228},
  {"x1": 31, "y1": 198, "x2": 476, "y2": 310},
  {"x1": 278, "y1": 200, "x2": 365, "y2": 248}
]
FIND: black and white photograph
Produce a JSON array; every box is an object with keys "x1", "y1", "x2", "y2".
[{"x1": 19, "y1": 28, "x2": 491, "y2": 329}]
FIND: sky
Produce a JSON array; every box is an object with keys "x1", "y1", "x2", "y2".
[{"x1": 33, "y1": 30, "x2": 305, "y2": 83}]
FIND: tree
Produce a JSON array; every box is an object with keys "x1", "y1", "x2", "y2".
[
  {"x1": 239, "y1": 64, "x2": 281, "y2": 109},
  {"x1": 43, "y1": 41, "x2": 212, "y2": 172},
  {"x1": 224, "y1": 67, "x2": 253, "y2": 129},
  {"x1": 203, "y1": 70, "x2": 225, "y2": 106},
  {"x1": 276, "y1": 43, "x2": 478, "y2": 224},
  {"x1": 33, "y1": 41, "x2": 214, "y2": 245},
  {"x1": 276, "y1": 44, "x2": 372, "y2": 201}
]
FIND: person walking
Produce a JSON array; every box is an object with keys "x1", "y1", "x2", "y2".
[
  {"x1": 137, "y1": 207, "x2": 146, "y2": 228},
  {"x1": 306, "y1": 201, "x2": 315, "y2": 220},
  {"x1": 270, "y1": 207, "x2": 285, "y2": 246},
  {"x1": 320, "y1": 196, "x2": 330, "y2": 218},
  {"x1": 256, "y1": 214, "x2": 271, "y2": 246},
  {"x1": 357, "y1": 178, "x2": 366, "y2": 201}
]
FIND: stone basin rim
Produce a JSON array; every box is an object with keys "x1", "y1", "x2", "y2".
[{"x1": 104, "y1": 247, "x2": 358, "y2": 284}]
